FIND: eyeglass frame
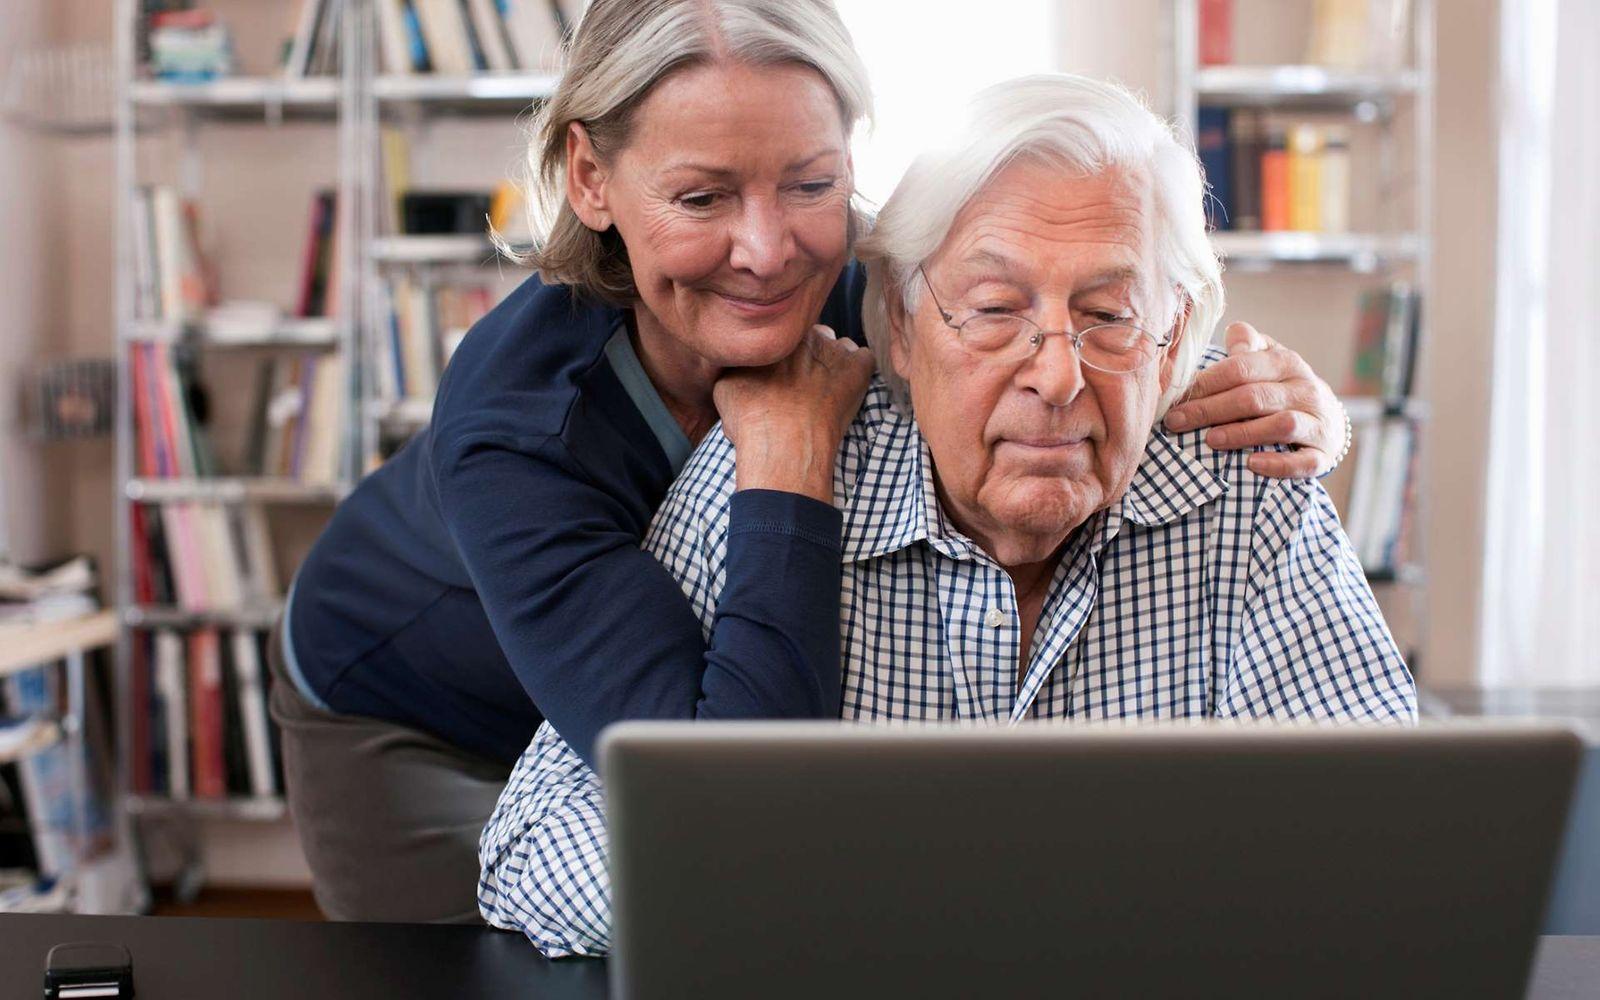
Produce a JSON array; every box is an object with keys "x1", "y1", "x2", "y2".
[{"x1": 915, "y1": 264, "x2": 1172, "y2": 374}]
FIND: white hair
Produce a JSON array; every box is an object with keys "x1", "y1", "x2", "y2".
[
  {"x1": 857, "y1": 74, "x2": 1224, "y2": 415},
  {"x1": 514, "y1": 0, "x2": 873, "y2": 304}
]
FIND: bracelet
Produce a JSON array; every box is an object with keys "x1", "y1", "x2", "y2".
[{"x1": 1323, "y1": 407, "x2": 1354, "y2": 478}]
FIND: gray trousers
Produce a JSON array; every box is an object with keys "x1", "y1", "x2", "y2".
[{"x1": 266, "y1": 621, "x2": 512, "y2": 923}]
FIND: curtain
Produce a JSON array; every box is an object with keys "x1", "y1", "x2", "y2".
[{"x1": 1479, "y1": 0, "x2": 1600, "y2": 686}]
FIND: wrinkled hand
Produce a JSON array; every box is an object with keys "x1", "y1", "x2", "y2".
[
  {"x1": 714, "y1": 325, "x2": 875, "y2": 503},
  {"x1": 1163, "y1": 322, "x2": 1346, "y2": 479}
]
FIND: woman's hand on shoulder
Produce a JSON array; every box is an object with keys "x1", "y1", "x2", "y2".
[
  {"x1": 1162, "y1": 322, "x2": 1348, "y2": 480},
  {"x1": 714, "y1": 325, "x2": 875, "y2": 504}
]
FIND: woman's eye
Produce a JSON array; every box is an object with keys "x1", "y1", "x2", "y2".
[
  {"x1": 792, "y1": 179, "x2": 836, "y2": 197},
  {"x1": 678, "y1": 192, "x2": 721, "y2": 210},
  {"x1": 976, "y1": 305, "x2": 1019, "y2": 315},
  {"x1": 1089, "y1": 310, "x2": 1133, "y2": 324}
]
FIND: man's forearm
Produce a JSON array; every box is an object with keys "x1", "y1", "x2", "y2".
[{"x1": 478, "y1": 725, "x2": 617, "y2": 957}]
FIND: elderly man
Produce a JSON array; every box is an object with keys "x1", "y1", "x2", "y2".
[{"x1": 478, "y1": 74, "x2": 1415, "y2": 956}]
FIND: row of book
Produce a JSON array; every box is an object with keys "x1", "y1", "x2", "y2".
[
  {"x1": 1344, "y1": 419, "x2": 1418, "y2": 575},
  {"x1": 131, "y1": 186, "x2": 214, "y2": 326},
  {"x1": 1346, "y1": 282, "x2": 1420, "y2": 401},
  {"x1": 131, "y1": 339, "x2": 345, "y2": 487},
  {"x1": 130, "y1": 502, "x2": 280, "y2": 615},
  {"x1": 1197, "y1": 112, "x2": 1353, "y2": 234},
  {"x1": 129, "y1": 628, "x2": 282, "y2": 801},
  {"x1": 244, "y1": 354, "x2": 349, "y2": 485},
  {"x1": 129, "y1": 340, "x2": 216, "y2": 479},
  {"x1": 286, "y1": 0, "x2": 585, "y2": 78},
  {"x1": 2, "y1": 656, "x2": 116, "y2": 889},
  {"x1": 377, "y1": 0, "x2": 584, "y2": 76},
  {"x1": 1199, "y1": 0, "x2": 1413, "y2": 72},
  {"x1": 377, "y1": 277, "x2": 494, "y2": 401},
  {"x1": 132, "y1": 187, "x2": 340, "y2": 328}
]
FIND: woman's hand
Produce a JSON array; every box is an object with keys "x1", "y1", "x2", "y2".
[
  {"x1": 714, "y1": 325, "x2": 875, "y2": 504},
  {"x1": 1163, "y1": 322, "x2": 1348, "y2": 479}
]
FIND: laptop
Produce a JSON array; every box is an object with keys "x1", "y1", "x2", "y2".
[{"x1": 600, "y1": 721, "x2": 1581, "y2": 1000}]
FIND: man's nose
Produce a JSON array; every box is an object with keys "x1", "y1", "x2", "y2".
[
  {"x1": 727, "y1": 197, "x2": 794, "y2": 279},
  {"x1": 1015, "y1": 329, "x2": 1086, "y2": 407}
]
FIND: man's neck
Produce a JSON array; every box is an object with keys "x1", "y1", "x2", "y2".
[{"x1": 627, "y1": 308, "x2": 720, "y2": 445}]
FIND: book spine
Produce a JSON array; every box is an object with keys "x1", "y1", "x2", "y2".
[
  {"x1": 155, "y1": 629, "x2": 189, "y2": 800},
  {"x1": 231, "y1": 629, "x2": 277, "y2": 797},
  {"x1": 1196, "y1": 107, "x2": 1232, "y2": 231},
  {"x1": 1319, "y1": 128, "x2": 1352, "y2": 233},
  {"x1": 1259, "y1": 126, "x2": 1290, "y2": 232},
  {"x1": 1287, "y1": 124, "x2": 1322, "y2": 232},
  {"x1": 189, "y1": 630, "x2": 227, "y2": 799},
  {"x1": 1228, "y1": 110, "x2": 1261, "y2": 231},
  {"x1": 1198, "y1": 0, "x2": 1233, "y2": 65}
]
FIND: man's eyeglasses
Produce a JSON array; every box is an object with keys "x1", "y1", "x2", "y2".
[{"x1": 916, "y1": 266, "x2": 1170, "y2": 374}]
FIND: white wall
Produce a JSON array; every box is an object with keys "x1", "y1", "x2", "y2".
[{"x1": 25, "y1": 0, "x2": 1501, "y2": 890}]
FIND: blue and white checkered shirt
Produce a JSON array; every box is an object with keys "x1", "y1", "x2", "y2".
[{"x1": 479, "y1": 356, "x2": 1416, "y2": 956}]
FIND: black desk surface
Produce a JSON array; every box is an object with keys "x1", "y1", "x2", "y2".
[{"x1": 2, "y1": 914, "x2": 1597, "y2": 999}]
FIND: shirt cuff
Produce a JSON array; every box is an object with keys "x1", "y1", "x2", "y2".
[{"x1": 727, "y1": 488, "x2": 843, "y2": 552}]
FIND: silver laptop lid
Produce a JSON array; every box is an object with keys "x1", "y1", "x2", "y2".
[{"x1": 603, "y1": 721, "x2": 1581, "y2": 1000}]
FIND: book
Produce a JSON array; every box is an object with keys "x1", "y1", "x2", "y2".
[
  {"x1": 1228, "y1": 110, "x2": 1263, "y2": 231},
  {"x1": 1196, "y1": 107, "x2": 1232, "y2": 231},
  {"x1": 1198, "y1": 0, "x2": 1232, "y2": 65},
  {"x1": 376, "y1": 0, "x2": 417, "y2": 74},
  {"x1": 467, "y1": 0, "x2": 516, "y2": 72},
  {"x1": 188, "y1": 630, "x2": 226, "y2": 799},
  {"x1": 1320, "y1": 127, "x2": 1352, "y2": 233},
  {"x1": 153, "y1": 629, "x2": 189, "y2": 799},
  {"x1": 1259, "y1": 125, "x2": 1290, "y2": 231},
  {"x1": 295, "y1": 191, "x2": 338, "y2": 319},
  {"x1": 1345, "y1": 284, "x2": 1420, "y2": 400},
  {"x1": 502, "y1": 0, "x2": 564, "y2": 72},
  {"x1": 284, "y1": 0, "x2": 328, "y2": 78},
  {"x1": 230, "y1": 629, "x2": 277, "y2": 798},
  {"x1": 1307, "y1": 0, "x2": 1371, "y2": 69},
  {"x1": 1287, "y1": 124, "x2": 1322, "y2": 232},
  {"x1": 218, "y1": 634, "x2": 250, "y2": 796},
  {"x1": 414, "y1": 0, "x2": 477, "y2": 75}
]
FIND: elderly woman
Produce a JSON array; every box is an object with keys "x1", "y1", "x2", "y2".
[
  {"x1": 478, "y1": 72, "x2": 1413, "y2": 957},
  {"x1": 271, "y1": 1, "x2": 1352, "y2": 922}
]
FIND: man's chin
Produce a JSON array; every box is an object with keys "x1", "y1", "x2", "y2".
[{"x1": 979, "y1": 483, "x2": 1101, "y2": 559}]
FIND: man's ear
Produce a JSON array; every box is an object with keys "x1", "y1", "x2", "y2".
[
  {"x1": 1158, "y1": 296, "x2": 1192, "y2": 394},
  {"x1": 565, "y1": 122, "x2": 613, "y2": 232},
  {"x1": 885, "y1": 282, "x2": 914, "y2": 380}
]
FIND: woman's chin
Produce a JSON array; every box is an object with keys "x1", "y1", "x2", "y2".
[{"x1": 697, "y1": 321, "x2": 812, "y2": 370}]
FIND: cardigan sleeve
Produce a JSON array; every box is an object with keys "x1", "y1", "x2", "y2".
[{"x1": 433, "y1": 430, "x2": 844, "y2": 768}]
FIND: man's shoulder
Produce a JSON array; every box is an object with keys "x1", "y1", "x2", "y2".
[
  {"x1": 646, "y1": 376, "x2": 897, "y2": 549},
  {"x1": 1160, "y1": 344, "x2": 1312, "y2": 509}
]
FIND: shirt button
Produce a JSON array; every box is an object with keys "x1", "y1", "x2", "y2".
[{"x1": 984, "y1": 608, "x2": 1006, "y2": 628}]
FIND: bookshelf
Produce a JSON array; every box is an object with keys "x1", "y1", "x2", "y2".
[
  {"x1": 110, "y1": 0, "x2": 366, "y2": 903},
  {"x1": 108, "y1": 0, "x2": 568, "y2": 897},
  {"x1": 1168, "y1": 0, "x2": 1434, "y2": 665}
]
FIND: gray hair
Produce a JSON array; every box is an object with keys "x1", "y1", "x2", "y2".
[
  {"x1": 857, "y1": 74, "x2": 1224, "y2": 415},
  {"x1": 510, "y1": 0, "x2": 873, "y2": 304}
]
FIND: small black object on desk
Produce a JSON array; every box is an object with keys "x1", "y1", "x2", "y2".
[{"x1": 44, "y1": 941, "x2": 133, "y2": 999}]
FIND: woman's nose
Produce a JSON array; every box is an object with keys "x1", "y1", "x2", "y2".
[{"x1": 727, "y1": 198, "x2": 794, "y2": 278}]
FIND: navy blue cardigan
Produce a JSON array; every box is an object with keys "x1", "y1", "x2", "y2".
[{"x1": 286, "y1": 266, "x2": 866, "y2": 767}]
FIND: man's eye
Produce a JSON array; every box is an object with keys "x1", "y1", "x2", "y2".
[
  {"x1": 1089, "y1": 310, "x2": 1133, "y2": 324},
  {"x1": 976, "y1": 305, "x2": 1021, "y2": 315},
  {"x1": 792, "y1": 179, "x2": 836, "y2": 197},
  {"x1": 678, "y1": 192, "x2": 720, "y2": 210}
]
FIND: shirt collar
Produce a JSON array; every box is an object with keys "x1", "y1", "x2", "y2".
[{"x1": 841, "y1": 407, "x2": 1225, "y2": 564}]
